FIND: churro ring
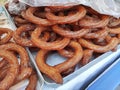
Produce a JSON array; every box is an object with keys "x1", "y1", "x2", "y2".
[
  {"x1": 58, "y1": 49, "x2": 74, "y2": 58},
  {"x1": 0, "y1": 43, "x2": 32, "y2": 83},
  {"x1": 36, "y1": 50, "x2": 63, "y2": 84},
  {"x1": 80, "y1": 49, "x2": 93, "y2": 66},
  {"x1": 0, "y1": 28, "x2": 13, "y2": 45},
  {"x1": 14, "y1": 16, "x2": 29, "y2": 24},
  {"x1": 62, "y1": 66, "x2": 75, "y2": 77},
  {"x1": 78, "y1": 15, "x2": 110, "y2": 28},
  {"x1": 0, "y1": 66, "x2": 8, "y2": 81},
  {"x1": 0, "y1": 50, "x2": 19, "y2": 90},
  {"x1": 13, "y1": 24, "x2": 35, "y2": 47},
  {"x1": 46, "y1": 6, "x2": 86, "y2": 24},
  {"x1": 79, "y1": 37, "x2": 118, "y2": 53},
  {"x1": 52, "y1": 24, "x2": 90, "y2": 38},
  {"x1": 54, "y1": 41, "x2": 83, "y2": 72},
  {"x1": 108, "y1": 27, "x2": 120, "y2": 34},
  {"x1": 36, "y1": 41, "x2": 83, "y2": 84},
  {"x1": 22, "y1": 7, "x2": 55, "y2": 26},
  {"x1": 31, "y1": 26, "x2": 70, "y2": 50},
  {"x1": 108, "y1": 17, "x2": 120, "y2": 27},
  {"x1": 0, "y1": 59, "x2": 7, "y2": 69},
  {"x1": 83, "y1": 27, "x2": 108, "y2": 39},
  {"x1": 26, "y1": 71, "x2": 38, "y2": 90}
]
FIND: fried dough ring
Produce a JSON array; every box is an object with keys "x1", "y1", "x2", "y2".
[
  {"x1": 31, "y1": 27, "x2": 70, "y2": 50},
  {"x1": 0, "y1": 43, "x2": 32, "y2": 83},
  {"x1": 54, "y1": 41, "x2": 83, "y2": 72},
  {"x1": 78, "y1": 15, "x2": 110, "y2": 28},
  {"x1": 58, "y1": 49, "x2": 75, "y2": 75},
  {"x1": 14, "y1": 16, "x2": 29, "y2": 24},
  {"x1": 84, "y1": 27, "x2": 108, "y2": 39},
  {"x1": 93, "y1": 39, "x2": 107, "y2": 46},
  {"x1": 0, "y1": 28, "x2": 13, "y2": 44},
  {"x1": 79, "y1": 37, "x2": 118, "y2": 53},
  {"x1": 109, "y1": 27, "x2": 120, "y2": 34},
  {"x1": 0, "y1": 62, "x2": 9, "y2": 81},
  {"x1": 0, "y1": 60, "x2": 7, "y2": 69},
  {"x1": 58, "y1": 49, "x2": 73, "y2": 58},
  {"x1": 0, "y1": 68, "x2": 7, "y2": 81},
  {"x1": 46, "y1": 6, "x2": 86, "y2": 24},
  {"x1": 36, "y1": 41, "x2": 83, "y2": 84},
  {"x1": 0, "y1": 61, "x2": 9, "y2": 70},
  {"x1": 41, "y1": 31, "x2": 50, "y2": 41},
  {"x1": 13, "y1": 24, "x2": 35, "y2": 47},
  {"x1": 26, "y1": 71, "x2": 38, "y2": 90},
  {"x1": 36, "y1": 50, "x2": 63, "y2": 84},
  {"x1": 81, "y1": 49, "x2": 93, "y2": 66},
  {"x1": 52, "y1": 25, "x2": 90, "y2": 38},
  {"x1": 104, "y1": 35, "x2": 117, "y2": 51},
  {"x1": 62, "y1": 66, "x2": 75, "y2": 77},
  {"x1": 0, "y1": 50, "x2": 19, "y2": 90},
  {"x1": 108, "y1": 17, "x2": 120, "y2": 27},
  {"x1": 105, "y1": 35, "x2": 112, "y2": 43},
  {"x1": 22, "y1": 7, "x2": 55, "y2": 26}
]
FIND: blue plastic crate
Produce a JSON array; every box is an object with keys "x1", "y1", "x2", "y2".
[{"x1": 86, "y1": 57, "x2": 120, "y2": 90}]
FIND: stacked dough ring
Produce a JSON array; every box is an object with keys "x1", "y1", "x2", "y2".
[
  {"x1": 8, "y1": 5, "x2": 120, "y2": 84},
  {"x1": 0, "y1": 28, "x2": 38, "y2": 89}
]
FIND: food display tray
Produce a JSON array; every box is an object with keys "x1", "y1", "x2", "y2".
[
  {"x1": 86, "y1": 56, "x2": 120, "y2": 90},
  {"x1": 0, "y1": 5, "x2": 42, "y2": 90},
  {"x1": 28, "y1": 40, "x2": 120, "y2": 90},
  {"x1": 2, "y1": 5, "x2": 120, "y2": 90},
  {"x1": 49, "y1": 47, "x2": 120, "y2": 90}
]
